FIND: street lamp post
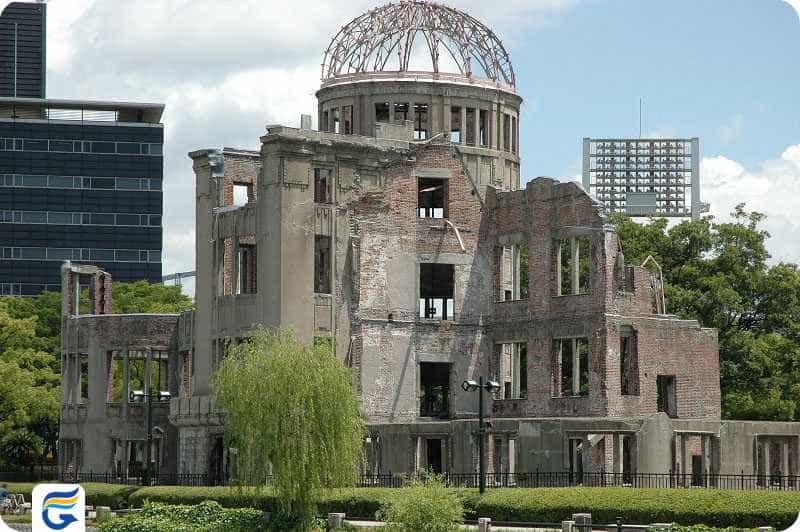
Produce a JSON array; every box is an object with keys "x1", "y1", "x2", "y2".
[{"x1": 462, "y1": 376, "x2": 500, "y2": 494}]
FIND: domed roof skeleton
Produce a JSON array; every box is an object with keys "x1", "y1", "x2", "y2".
[{"x1": 321, "y1": 1, "x2": 515, "y2": 88}]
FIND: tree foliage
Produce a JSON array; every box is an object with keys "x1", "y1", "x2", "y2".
[
  {"x1": 610, "y1": 205, "x2": 800, "y2": 421},
  {"x1": 0, "y1": 281, "x2": 193, "y2": 469},
  {"x1": 211, "y1": 327, "x2": 365, "y2": 530}
]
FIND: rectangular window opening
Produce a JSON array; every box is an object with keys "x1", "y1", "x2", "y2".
[
  {"x1": 394, "y1": 102, "x2": 409, "y2": 122},
  {"x1": 314, "y1": 236, "x2": 331, "y2": 294},
  {"x1": 450, "y1": 106, "x2": 461, "y2": 144},
  {"x1": 314, "y1": 168, "x2": 331, "y2": 204},
  {"x1": 656, "y1": 375, "x2": 677, "y2": 417},
  {"x1": 559, "y1": 238, "x2": 572, "y2": 296},
  {"x1": 503, "y1": 114, "x2": 511, "y2": 151},
  {"x1": 620, "y1": 328, "x2": 640, "y2": 396},
  {"x1": 322, "y1": 110, "x2": 329, "y2": 132},
  {"x1": 500, "y1": 342, "x2": 528, "y2": 399},
  {"x1": 342, "y1": 105, "x2": 353, "y2": 135},
  {"x1": 375, "y1": 102, "x2": 389, "y2": 123},
  {"x1": 414, "y1": 103, "x2": 429, "y2": 140},
  {"x1": 418, "y1": 177, "x2": 447, "y2": 219},
  {"x1": 332, "y1": 107, "x2": 340, "y2": 134},
  {"x1": 80, "y1": 354, "x2": 89, "y2": 404},
  {"x1": 232, "y1": 184, "x2": 250, "y2": 206},
  {"x1": 420, "y1": 362, "x2": 450, "y2": 418},
  {"x1": 236, "y1": 244, "x2": 257, "y2": 295},
  {"x1": 479, "y1": 109, "x2": 488, "y2": 147},
  {"x1": 554, "y1": 338, "x2": 589, "y2": 397},
  {"x1": 419, "y1": 263, "x2": 454, "y2": 320}
]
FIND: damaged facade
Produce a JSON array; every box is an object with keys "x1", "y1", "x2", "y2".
[{"x1": 61, "y1": 1, "x2": 800, "y2": 485}]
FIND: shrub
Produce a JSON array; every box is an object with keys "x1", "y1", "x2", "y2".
[
  {"x1": 97, "y1": 500, "x2": 265, "y2": 532},
  {"x1": 120, "y1": 485, "x2": 800, "y2": 529},
  {"x1": 4, "y1": 482, "x2": 138, "y2": 508},
  {"x1": 472, "y1": 487, "x2": 800, "y2": 529},
  {"x1": 378, "y1": 476, "x2": 464, "y2": 532}
]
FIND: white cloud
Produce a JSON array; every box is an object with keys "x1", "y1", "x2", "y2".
[
  {"x1": 783, "y1": 0, "x2": 800, "y2": 22},
  {"x1": 701, "y1": 144, "x2": 800, "y2": 264},
  {"x1": 40, "y1": 0, "x2": 574, "y2": 295}
]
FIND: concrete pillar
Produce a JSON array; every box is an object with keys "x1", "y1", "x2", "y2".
[
  {"x1": 680, "y1": 434, "x2": 688, "y2": 484},
  {"x1": 562, "y1": 520, "x2": 575, "y2": 532},
  {"x1": 781, "y1": 440, "x2": 789, "y2": 479},
  {"x1": 474, "y1": 107, "x2": 481, "y2": 147},
  {"x1": 490, "y1": 104, "x2": 498, "y2": 149},
  {"x1": 612, "y1": 433, "x2": 621, "y2": 477},
  {"x1": 327, "y1": 513, "x2": 345, "y2": 530},
  {"x1": 571, "y1": 237, "x2": 580, "y2": 295},
  {"x1": 121, "y1": 349, "x2": 130, "y2": 418},
  {"x1": 443, "y1": 97, "x2": 452, "y2": 138},
  {"x1": 763, "y1": 440, "x2": 771, "y2": 480},
  {"x1": 572, "y1": 338, "x2": 580, "y2": 395},
  {"x1": 478, "y1": 517, "x2": 492, "y2": 532},
  {"x1": 415, "y1": 436, "x2": 424, "y2": 472},
  {"x1": 459, "y1": 106, "x2": 467, "y2": 145},
  {"x1": 508, "y1": 438, "x2": 516, "y2": 477},
  {"x1": 700, "y1": 434, "x2": 708, "y2": 480}
]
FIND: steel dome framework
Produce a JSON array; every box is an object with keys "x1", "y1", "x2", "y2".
[{"x1": 321, "y1": 1, "x2": 515, "y2": 87}]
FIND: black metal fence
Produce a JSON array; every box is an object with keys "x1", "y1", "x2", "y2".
[{"x1": 5, "y1": 470, "x2": 800, "y2": 491}]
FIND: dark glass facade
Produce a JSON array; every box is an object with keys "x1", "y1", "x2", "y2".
[
  {"x1": 0, "y1": 2, "x2": 45, "y2": 98},
  {"x1": 0, "y1": 120, "x2": 164, "y2": 295}
]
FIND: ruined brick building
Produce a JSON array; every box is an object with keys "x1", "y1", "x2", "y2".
[{"x1": 61, "y1": 1, "x2": 800, "y2": 485}]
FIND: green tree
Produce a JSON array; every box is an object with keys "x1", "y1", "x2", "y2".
[
  {"x1": 212, "y1": 327, "x2": 365, "y2": 530},
  {"x1": 610, "y1": 206, "x2": 800, "y2": 421}
]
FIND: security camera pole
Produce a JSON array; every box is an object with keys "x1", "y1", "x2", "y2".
[{"x1": 461, "y1": 376, "x2": 501, "y2": 494}]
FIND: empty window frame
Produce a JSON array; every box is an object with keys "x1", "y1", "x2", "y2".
[
  {"x1": 342, "y1": 105, "x2": 353, "y2": 135},
  {"x1": 375, "y1": 102, "x2": 390, "y2": 123},
  {"x1": 557, "y1": 236, "x2": 590, "y2": 296},
  {"x1": 420, "y1": 362, "x2": 450, "y2": 418},
  {"x1": 235, "y1": 244, "x2": 257, "y2": 295},
  {"x1": 620, "y1": 327, "x2": 639, "y2": 396},
  {"x1": 553, "y1": 338, "x2": 589, "y2": 397},
  {"x1": 495, "y1": 243, "x2": 529, "y2": 301},
  {"x1": 80, "y1": 354, "x2": 89, "y2": 404},
  {"x1": 656, "y1": 375, "x2": 677, "y2": 417},
  {"x1": 499, "y1": 342, "x2": 528, "y2": 399},
  {"x1": 394, "y1": 103, "x2": 410, "y2": 122},
  {"x1": 232, "y1": 184, "x2": 250, "y2": 206},
  {"x1": 450, "y1": 106, "x2": 461, "y2": 143},
  {"x1": 511, "y1": 116, "x2": 518, "y2": 154},
  {"x1": 414, "y1": 103, "x2": 429, "y2": 140},
  {"x1": 126, "y1": 351, "x2": 169, "y2": 402},
  {"x1": 322, "y1": 110, "x2": 329, "y2": 132},
  {"x1": 503, "y1": 114, "x2": 511, "y2": 151},
  {"x1": 418, "y1": 177, "x2": 447, "y2": 219},
  {"x1": 107, "y1": 352, "x2": 124, "y2": 403},
  {"x1": 314, "y1": 236, "x2": 331, "y2": 294},
  {"x1": 479, "y1": 110, "x2": 488, "y2": 147},
  {"x1": 419, "y1": 263, "x2": 454, "y2": 320},
  {"x1": 314, "y1": 168, "x2": 331, "y2": 204},
  {"x1": 465, "y1": 107, "x2": 476, "y2": 145}
]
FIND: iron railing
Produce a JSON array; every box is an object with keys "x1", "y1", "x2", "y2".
[{"x1": 6, "y1": 470, "x2": 800, "y2": 491}]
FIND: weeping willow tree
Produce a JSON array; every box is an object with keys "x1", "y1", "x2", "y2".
[{"x1": 211, "y1": 327, "x2": 365, "y2": 529}]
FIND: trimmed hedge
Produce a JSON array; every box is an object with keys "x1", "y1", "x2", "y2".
[
  {"x1": 128, "y1": 486, "x2": 800, "y2": 528},
  {"x1": 4, "y1": 482, "x2": 138, "y2": 508},
  {"x1": 472, "y1": 488, "x2": 800, "y2": 529},
  {"x1": 6, "y1": 483, "x2": 800, "y2": 527}
]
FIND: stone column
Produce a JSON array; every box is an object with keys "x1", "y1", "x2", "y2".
[
  {"x1": 612, "y1": 433, "x2": 622, "y2": 478},
  {"x1": 474, "y1": 107, "x2": 481, "y2": 147},
  {"x1": 459, "y1": 106, "x2": 467, "y2": 145},
  {"x1": 490, "y1": 104, "x2": 498, "y2": 149},
  {"x1": 781, "y1": 440, "x2": 789, "y2": 479}
]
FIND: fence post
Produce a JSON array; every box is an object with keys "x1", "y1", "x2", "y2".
[
  {"x1": 327, "y1": 513, "x2": 345, "y2": 531},
  {"x1": 573, "y1": 513, "x2": 591, "y2": 531},
  {"x1": 616, "y1": 516, "x2": 622, "y2": 532}
]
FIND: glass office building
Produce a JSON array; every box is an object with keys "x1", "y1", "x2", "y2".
[{"x1": 0, "y1": 3, "x2": 164, "y2": 295}]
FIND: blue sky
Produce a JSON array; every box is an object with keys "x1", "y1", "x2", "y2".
[
  {"x1": 514, "y1": 0, "x2": 799, "y2": 178},
  {"x1": 43, "y1": 0, "x2": 800, "y2": 281}
]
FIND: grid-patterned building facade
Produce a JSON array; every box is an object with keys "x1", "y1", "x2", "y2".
[
  {"x1": 582, "y1": 137, "x2": 701, "y2": 219},
  {"x1": 0, "y1": 1, "x2": 164, "y2": 296}
]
